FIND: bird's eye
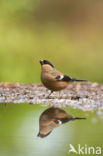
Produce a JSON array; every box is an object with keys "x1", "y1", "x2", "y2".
[{"x1": 53, "y1": 119, "x2": 62, "y2": 124}]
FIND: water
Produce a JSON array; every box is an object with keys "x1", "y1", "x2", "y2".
[{"x1": 0, "y1": 103, "x2": 103, "y2": 156}]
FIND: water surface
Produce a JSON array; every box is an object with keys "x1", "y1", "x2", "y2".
[{"x1": 0, "y1": 103, "x2": 103, "y2": 156}]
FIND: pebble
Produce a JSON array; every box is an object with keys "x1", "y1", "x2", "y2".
[{"x1": 0, "y1": 82, "x2": 103, "y2": 111}]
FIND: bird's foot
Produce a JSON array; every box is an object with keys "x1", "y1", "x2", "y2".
[{"x1": 46, "y1": 91, "x2": 53, "y2": 99}]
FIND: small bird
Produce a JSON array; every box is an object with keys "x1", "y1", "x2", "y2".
[
  {"x1": 37, "y1": 107, "x2": 86, "y2": 138},
  {"x1": 40, "y1": 60, "x2": 87, "y2": 98}
]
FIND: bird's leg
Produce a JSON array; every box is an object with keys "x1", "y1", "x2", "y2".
[
  {"x1": 46, "y1": 91, "x2": 53, "y2": 99},
  {"x1": 58, "y1": 91, "x2": 62, "y2": 99},
  {"x1": 54, "y1": 91, "x2": 61, "y2": 99}
]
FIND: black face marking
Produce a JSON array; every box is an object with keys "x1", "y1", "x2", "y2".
[
  {"x1": 37, "y1": 131, "x2": 52, "y2": 138},
  {"x1": 40, "y1": 60, "x2": 54, "y2": 68}
]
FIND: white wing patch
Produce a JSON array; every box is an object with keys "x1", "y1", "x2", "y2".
[
  {"x1": 55, "y1": 75, "x2": 64, "y2": 80},
  {"x1": 58, "y1": 120, "x2": 62, "y2": 124}
]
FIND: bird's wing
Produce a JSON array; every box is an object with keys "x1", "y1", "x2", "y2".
[
  {"x1": 55, "y1": 74, "x2": 71, "y2": 82},
  {"x1": 50, "y1": 69, "x2": 72, "y2": 82},
  {"x1": 50, "y1": 68, "x2": 87, "y2": 82},
  {"x1": 53, "y1": 119, "x2": 62, "y2": 125},
  {"x1": 50, "y1": 68, "x2": 62, "y2": 76}
]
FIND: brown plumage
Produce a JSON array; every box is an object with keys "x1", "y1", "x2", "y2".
[
  {"x1": 37, "y1": 107, "x2": 86, "y2": 138},
  {"x1": 40, "y1": 60, "x2": 87, "y2": 97}
]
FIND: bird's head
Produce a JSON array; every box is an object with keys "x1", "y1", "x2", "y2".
[
  {"x1": 40, "y1": 60, "x2": 54, "y2": 72},
  {"x1": 37, "y1": 130, "x2": 52, "y2": 138},
  {"x1": 40, "y1": 60, "x2": 54, "y2": 67}
]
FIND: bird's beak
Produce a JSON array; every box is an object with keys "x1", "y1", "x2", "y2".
[{"x1": 40, "y1": 60, "x2": 43, "y2": 65}]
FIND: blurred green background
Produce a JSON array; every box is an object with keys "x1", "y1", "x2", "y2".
[{"x1": 0, "y1": 0, "x2": 103, "y2": 83}]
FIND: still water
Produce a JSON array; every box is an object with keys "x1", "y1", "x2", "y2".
[{"x1": 0, "y1": 103, "x2": 103, "y2": 156}]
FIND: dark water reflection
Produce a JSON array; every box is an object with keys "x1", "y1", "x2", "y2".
[
  {"x1": 38, "y1": 107, "x2": 86, "y2": 138},
  {"x1": 0, "y1": 103, "x2": 103, "y2": 156}
]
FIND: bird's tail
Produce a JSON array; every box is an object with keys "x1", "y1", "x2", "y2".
[
  {"x1": 71, "y1": 78, "x2": 87, "y2": 82},
  {"x1": 59, "y1": 117, "x2": 86, "y2": 124},
  {"x1": 71, "y1": 117, "x2": 86, "y2": 121}
]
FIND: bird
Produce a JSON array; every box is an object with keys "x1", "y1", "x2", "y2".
[
  {"x1": 37, "y1": 107, "x2": 86, "y2": 138},
  {"x1": 40, "y1": 60, "x2": 87, "y2": 98}
]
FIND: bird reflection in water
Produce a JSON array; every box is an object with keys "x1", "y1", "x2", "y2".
[{"x1": 37, "y1": 107, "x2": 86, "y2": 138}]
